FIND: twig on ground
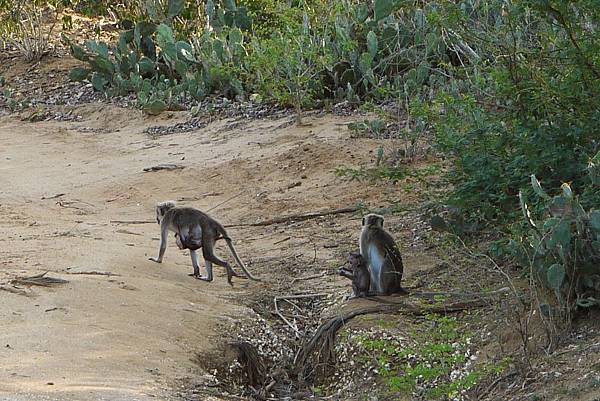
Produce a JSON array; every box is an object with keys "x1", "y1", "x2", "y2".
[
  {"x1": 56, "y1": 201, "x2": 87, "y2": 211},
  {"x1": 65, "y1": 271, "x2": 120, "y2": 277},
  {"x1": 11, "y1": 272, "x2": 69, "y2": 287},
  {"x1": 207, "y1": 191, "x2": 243, "y2": 212},
  {"x1": 277, "y1": 293, "x2": 328, "y2": 300},
  {"x1": 143, "y1": 163, "x2": 183, "y2": 172},
  {"x1": 291, "y1": 273, "x2": 328, "y2": 285},
  {"x1": 44, "y1": 307, "x2": 66, "y2": 312},
  {"x1": 116, "y1": 229, "x2": 142, "y2": 236},
  {"x1": 110, "y1": 220, "x2": 155, "y2": 224},
  {"x1": 41, "y1": 193, "x2": 65, "y2": 200},
  {"x1": 224, "y1": 207, "x2": 359, "y2": 228},
  {"x1": 273, "y1": 237, "x2": 291, "y2": 245},
  {"x1": 274, "y1": 297, "x2": 301, "y2": 337},
  {"x1": 281, "y1": 298, "x2": 304, "y2": 313},
  {"x1": 0, "y1": 285, "x2": 31, "y2": 296},
  {"x1": 177, "y1": 192, "x2": 222, "y2": 202},
  {"x1": 477, "y1": 370, "x2": 518, "y2": 399}
]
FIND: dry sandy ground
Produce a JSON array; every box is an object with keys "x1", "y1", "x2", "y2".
[{"x1": 0, "y1": 104, "x2": 416, "y2": 400}]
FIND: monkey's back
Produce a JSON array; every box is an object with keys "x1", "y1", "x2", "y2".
[
  {"x1": 363, "y1": 226, "x2": 404, "y2": 295},
  {"x1": 168, "y1": 206, "x2": 229, "y2": 240}
]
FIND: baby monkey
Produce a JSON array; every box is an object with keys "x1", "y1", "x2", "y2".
[
  {"x1": 149, "y1": 201, "x2": 259, "y2": 285},
  {"x1": 174, "y1": 228, "x2": 202, "y2": 251},
  {"x1": 338, "y1": 250, "x2": 371, "y2": 298}
]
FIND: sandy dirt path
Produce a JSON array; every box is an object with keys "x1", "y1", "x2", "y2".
[{"x1": 0, "y1": 104, "x2": 394, "y2": 400}]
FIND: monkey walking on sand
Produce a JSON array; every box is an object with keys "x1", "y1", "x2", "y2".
[{"x1": 149, "y1": 201, "x2": 260, "y2": 285}]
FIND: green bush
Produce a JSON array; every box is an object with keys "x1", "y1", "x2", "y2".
[
  {"x1": 516, "y1": 172, "x2": 600, "y2": 319},
  {"x1": 428, "y1": 0, "x2": 600, "y2": 224},
  {"x1": 64, "y1": 0, "x2": 464, "y2": 112}
]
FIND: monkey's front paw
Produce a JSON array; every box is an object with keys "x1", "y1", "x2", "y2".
[
  {"x1": 148, "y1": 257, "x2": 162, "y2": 263},
  {"x1": 345, "y1": 291, "x2": 357, "y2": 301}
]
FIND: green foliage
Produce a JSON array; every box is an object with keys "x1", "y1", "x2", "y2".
[
  {"x1": 0, "y1": 81, "x2": 31, "y2": 111},
  {"x1": 205, "y1": 0, "x2": 252, "y2": 33},
  {"x1": 428, "y1": 1, "x2": 600, "y2": 225},
  {"x1": 515, "y1": 174, "x2": 600, "y2": 314},
  {"x1": 64, "y1": 7, "x2": 207, "y2": 113},
  {"x1": 70, "y1": 0, "x2": 140, "y2": 19},
  {"x1": 336, "y1": 164, "x2": 406, "y2": 182},
  {"x1": 352, "y1": 314, "x2": 483, "y2": 399},
  {"x1": 62, "y1": 0, "x2": 462, "y2": 113},
  {"x1": 348, "y1": 119, "x2": 386, "y2": 138},
  {"x1": 0, "y1": 0, "x2": 65, "y2": 62}
]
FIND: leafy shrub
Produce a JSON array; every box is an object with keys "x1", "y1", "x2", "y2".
[
  {"x1": 516, "y1": 172, "x2": 600, "y2": 320},
  {"x1": 0, "y1": 0, "x2": 62, "y2": 61},
  {"x1": 64, "y1": 13, "x2": 213, "y2": 113},
  {"x1": 428, "y1": 1, "x2": 600, "y2": 224},
  {"x1": 64, "y1": 0, "x2": 465, "y2": 113}
]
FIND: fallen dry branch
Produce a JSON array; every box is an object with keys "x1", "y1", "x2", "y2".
[
  {"x1": 294, "y1": 299, "x2": 484, "y2": 378},
  {"x1": 110, "y1": 220, "x2": 155, "y2": 224},
  {"x1": 176, "y1": 192, "x2": 222, "y2": 202},
  {"x1": 291, "y1": 273, "x2": 328, "y2": 285},
  {"x1": 206, "y1": 191, "x2": 243, "y2": 212},
  {"x1": 56, "y1": 200, "x2": 88, "y2": 211},
  {"x1": 0, "y1": 285, "x2": 32, "y2": 296},
  {"x1": 41, "y1": 193, "x2": 65, "y2": 200},
  {"x1": 409, "y1": 287, "x2": 510, "y2": 300},
  {"x1": 116, "y1": 229, "x2": 142, "y2": 236},
  {"x1": 224, "y1": 207, "x2": 359, "y2": 228},
  {"x1": 143, "y1": 163, "x2": 184, "y2": 172},
  {"x1": 65, "y1": 271, "x2": 121, "y2": 277},
  {"x1": 277, "y1": 293, "x2": 328, "y2": 300},
  {"x1": 274, "y1": 297, "x2": 301, "y2": 337},
  {"x1": 273, "y1": 294, "x2": 328, "y2": 337},
  {"x1": 273, "y1": 236, "x2": 291, "y2": 245},
  {"x1": 11, "y1": 272, "x2": 69, "y2": 287}
]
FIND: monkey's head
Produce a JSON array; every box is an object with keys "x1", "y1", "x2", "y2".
[
  {"x1": 155, "y1": 200, "x2": 176, "y2": 224},
  {"x1": 362, "y1": 213, "x2": 384, "y2": 228},
  {"x1": 348, "y1": 251, "x2": 366, "y2": 268}
]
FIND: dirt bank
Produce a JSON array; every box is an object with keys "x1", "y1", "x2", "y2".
[{"x1": 0, "y1": 103, "x2": 422, "y2": 400}]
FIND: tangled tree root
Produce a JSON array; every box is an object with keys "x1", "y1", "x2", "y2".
[
  {"x1": 293, "y1": 300, "x2": 484, "y2": 382},
  {"x1": 231, "y1": 341, "x2": 266, "y2": 389}
]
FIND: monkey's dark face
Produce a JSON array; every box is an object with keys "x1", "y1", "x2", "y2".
[
  {"x1": 156, "y1": 208, "x2": 165, "y2": 224},
  {"x1": 348, "y1": 252, "x2": 365, "y2": 268},
  {"x1": 364, "y1": 213, "x2": 384, "y2": 228},
  {"x1": 155, "y1": 201, "x2": 176, "y2": 224}
]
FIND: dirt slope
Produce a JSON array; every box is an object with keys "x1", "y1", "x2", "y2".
[{"x1": 0, "y1": 103, "x2": 414, "y2": 400}]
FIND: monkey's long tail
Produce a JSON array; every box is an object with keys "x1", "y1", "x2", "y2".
[{"x1": 225, "y1": 238, "x2": 261, "y2": 281}]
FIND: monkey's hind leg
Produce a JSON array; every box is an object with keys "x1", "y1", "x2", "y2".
[
  {"x1": 202, "y1": 248, "x2": 239, "y2": 286},
  {"x1": 189, "y1": 250, "x2": 202, "y2": 278},
  {"x1": 195, "y1": 260, "x2": 214, "y2": 283}
]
